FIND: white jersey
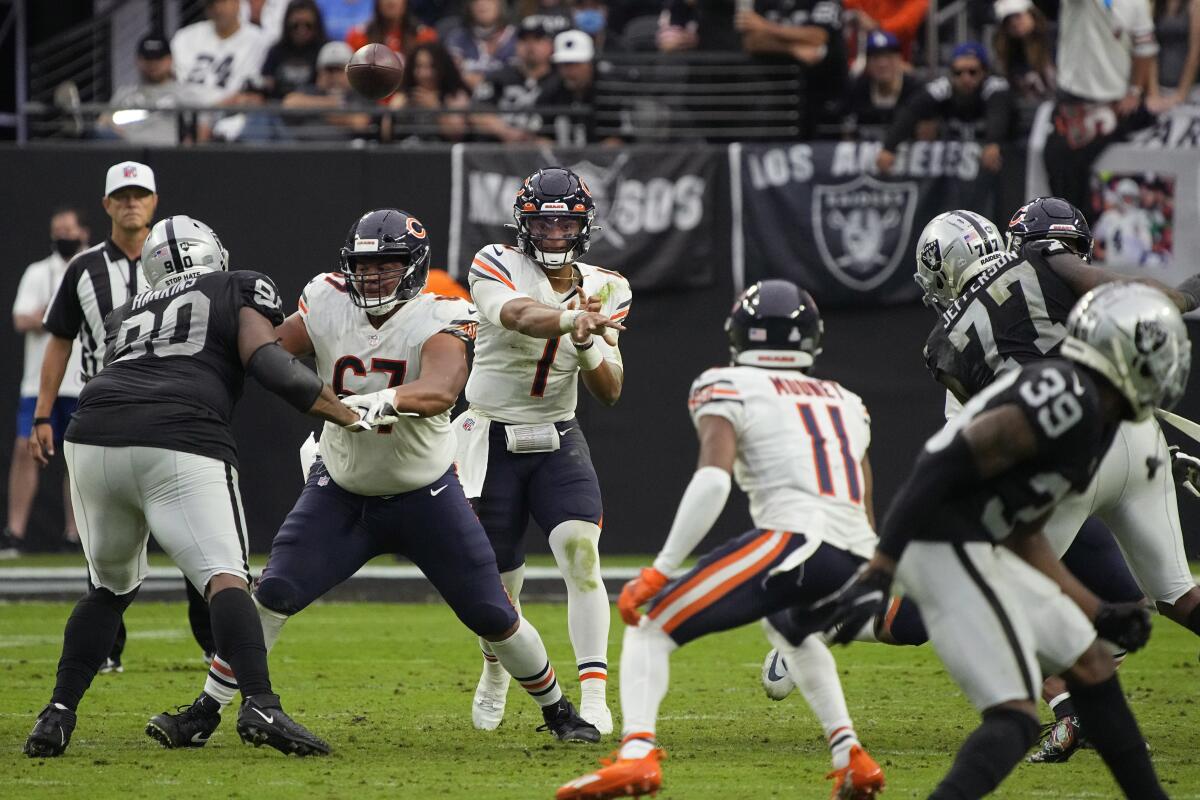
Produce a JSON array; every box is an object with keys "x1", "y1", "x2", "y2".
[
  {"x1": 14, "y1": 253, "x2": 84, "y2": 397},
  {"x1": 1057, "y1": 0, "x2": 1158, "y2": 102},
  {"x1": 171, "y1": 20, "x2": 269, "y2": 104},
  {"x1": 465, "y1": 245, "x2": 632, "y2": 423},
  {"x1": 299, "y1": 274, "x2": 478, "y2": 496},
  {"x1": 1094, "y1": 207, "x2": 1154, "y2": 268},
  {"x1": 689, "y1": 365, "x2": 876, "y2": 558}
]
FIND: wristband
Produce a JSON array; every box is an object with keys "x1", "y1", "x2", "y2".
[
  {"x1": 558, "y1": 309, "x2": 584, "y2": 334},
  {"x1": 576, "y1": 339, "x2": 603, "y2": 370},
  {"x1": 33, "y1": 417, "x2": 52, "y2": 427}
]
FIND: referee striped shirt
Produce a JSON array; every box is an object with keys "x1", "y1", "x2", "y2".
[{"x1": 42, "y1": 239, "x2": 148, "y2": 382}]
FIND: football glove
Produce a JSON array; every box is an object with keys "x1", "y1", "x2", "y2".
[
  {"x1": 1169, "y1": 445, "x2": 1200, "y2": 498},
  {"x1": 820, "y1": 565, "x2": 893, "y2": 646},
  {"x1": 340, "y1": 389, "x2": 402, "y2": 430},
  {"x1": 618, "y1": 567, "x2": 671, "y2": 626},
  {"x1": 1094, "y1": 602, "x2": 1153, "y2": 652}
]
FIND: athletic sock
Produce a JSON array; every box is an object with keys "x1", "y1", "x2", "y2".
[
  {"x1": 1069, "y1": 675, "x2": 1168, "y2": 799},
  {"x1": 549, "y1": 522, "x2": 610, "y2": 691},
  {"x1": 487, "y1": 618, "x2": 562, "y2": 707},
  {"x1": 772, "y1": 634, "x2": 857, "y2": 769},
  {"x1": 479, "y1": 566, "x2": 525, "y2": 683},
  {"x1": 209, "y1": 587, "x2": 272, "y2": 699},
  {"x1": 185, "y1": 579, "x2": 215, "y2": 655},
  {"x1": 928, "y1": 708, "x2": 1039, "y2": 800},
  {"x1": 202, "y1": 598, "x2": 290, "y2": 711},
  {"x1": 51, "y1": 587, "x2": 137, "y2": 711},
  {"x1": 1048, "y1": 692, "x2": 1076, "y2": 721},
  {"x1": 255, "y1": 596, "x2": 288, "y2": 652},
  {"x1": 617, "y1": 625, "x2": 677, "y2": 759},
  {"x1": 578, "y1": 659, "x2": 608, "y2": 701},
  {"x1": 1187, "y1": 603, "x2": 1200, "y2": 636}
]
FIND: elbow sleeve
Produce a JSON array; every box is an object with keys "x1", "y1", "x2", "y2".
[{"x1": 246, "y1": 342, "x2": 324, "y2": 413}]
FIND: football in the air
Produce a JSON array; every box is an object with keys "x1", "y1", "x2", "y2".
[{"x1": 346, "y1": 43, "x2": 404, "y2": 100}]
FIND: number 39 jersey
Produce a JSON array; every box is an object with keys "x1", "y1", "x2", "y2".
[
  {"x1": 465, "y1": 244, "x2": 632, "y2": 423},
  {"x1": 66, "y1": 270, "x2": 285, "y2": 468},
  {"x1": 300, "y1": 274, "x2": 478, "y2": 496},
  {"x1": 689, "y1": 365, "x2": 876, "y2": 558},
  {"x1": 924, "y1": 240, "x2": 1079, "y2": 400}
]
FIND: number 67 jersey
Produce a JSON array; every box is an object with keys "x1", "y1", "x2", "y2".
[{"x1": 689, "y1": 364, "x2": 877, "y2": 559}]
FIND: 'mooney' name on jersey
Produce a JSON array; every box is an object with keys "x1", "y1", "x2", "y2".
[
  {"x1": 465, "y1": 244, "x2": 632, "y2": 423},
  {"x1": 299, "y1": 273, "x2": 477, "y2": 496}
]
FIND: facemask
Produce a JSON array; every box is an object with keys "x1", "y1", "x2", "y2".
[
  {"x1": 53, "y1": 238, "x2": 82, "y2": 259},
  {"x1": 573, "y1": 9, "x2": 605, "y2": 34}
]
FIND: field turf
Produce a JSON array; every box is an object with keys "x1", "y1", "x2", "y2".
[{"x1": 2, "y1": 601, "x2": 1198, "y2": 799}]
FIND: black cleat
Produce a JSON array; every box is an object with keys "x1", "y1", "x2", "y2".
[
  {"x1": 1028, "y1": 716, "x2": 1086, "y2": 763},
  {"x1": 236, "y1": 694, "x2": 330, "y2": 757},
  {"x1": 24, "y1": 703, "x2": 77, "y2": 758},
  {"x1": 537, "y1": 698, "x2": 601, "y2": 744},
  {"x1": 146, "y1": 693, "x2": 222, "y2": 749}
]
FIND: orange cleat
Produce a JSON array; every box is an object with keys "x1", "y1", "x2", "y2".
[
  {"x1": 826, "y1": 745, "x2": 885, "y2": 800},
  {"x1": 556, "y1": 749, "x2": 665, "y2": 800}
]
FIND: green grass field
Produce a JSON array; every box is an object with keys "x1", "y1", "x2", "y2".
[{"x1": 2, "y1": 601, "x2": 1198, "y2": 799}]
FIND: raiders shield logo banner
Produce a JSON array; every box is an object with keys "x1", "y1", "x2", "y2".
[
  {"x1": 448, "y1": 144, "x2": 722, "y2": 290},
  {"x1": 733, "y1": 141, "x2": 1003, "y2": 306}
]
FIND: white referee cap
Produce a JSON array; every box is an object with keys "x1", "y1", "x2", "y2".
[{"x1": 105, "y1": 160, "x2": 156, "y2": 196}]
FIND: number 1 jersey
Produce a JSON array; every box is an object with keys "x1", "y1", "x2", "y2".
[
  {"x1": 689, "y1": 365, "x2": 876, "y2": 558},
  {"x1": 66, "y1": 270, "x2": 286, "y2": 468}
]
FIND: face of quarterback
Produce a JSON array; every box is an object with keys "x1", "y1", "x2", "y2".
[
  {"x1": 354, "y1": 257, "x2": 407, "y2": 301},
  {"x1": 528, "y1": 215, "x2": 582, "y2": 253},
  {"x1": 103, "y1": 187, "x2": 158, "y2": 234}
]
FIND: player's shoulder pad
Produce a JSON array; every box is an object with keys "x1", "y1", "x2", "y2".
[
  {"x1": 468, "y1": 244, "x2": 519, "y2": 290},
  {"x1": 300, "y1": 271, "x2": 349, "y2": 305},
  {"x1": 925, "y1": 76, "x2": 952, "y2": 102},
  {"x1": 423, "y1": 292, "x2": 477, "y2": 322},
  {"x1": 689, "y1": 365, "x2": 745, "y2": 405},
  {"x1": 233, "y1": 269, "x2": 285, "y2": 325}
]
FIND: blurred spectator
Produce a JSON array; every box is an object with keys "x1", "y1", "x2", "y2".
[
  {"x1": 1045, "y1": 0, "x2": 1158, "y2": 222},
  {"x1": 242, "y1": 0, "x2": 290, "y2": 41},
  {"x1": 541, "y1": 29, "x2": 602, "y2": 143},
  {"x1": 571, "y1": 0, "x2": 624, "y2": 52},
  {"x1": 443, "y1": 0, "x2": 518, "y2": 90},
  {"x1": 424, "y1": 268, "x2": 472, "y2": 299},
  {"x1": 391, "y1": 41, "x2": 472, "y2": 140},
  {"x1": 992, "y1": 0, "x2": 1055, "y2": 104},
  {"x1": 1093, "y1": 177, "x2": 1156, "y2": 267},
  {"x1": 471, "y1": 15, "x2": 563, "y2": 142},
  {"x1": 346, "y1": 0, "x2": 439, "y2": 54},
  {"x1": 840, "y1": 32, "x2": 920, "y2": 139},
  {"x1": 172, "y1": 0, "x2": 270, "y2": 106},
  {"x1": 102, "y1": 35, "x2": 206, "y2": 145},
  {"x1": 258, "y1": 0, "x2": 330, "y2": 99},
  {"x1": 736, "y1": 0, "x2": 848, "y2": 136},
  {"x1": 656, "y1": 0, "x2": 700, "y2": 52},
  {"x1": 1154, "y1": 0, "x2": 1200, "y2": 105},
  {"x1": 4, "y1": 208, "x2": 88, "y2": 558},
  {"x1": 282, "y1": 40, "x2": 373, "y2": 138},
  {"x1": 843, "y1": 0, "x2": 928, "y2": 61},
  {"x1": 316, "y1": 0, "x2": 375, "y2": 40},
  {"x1": 878, "y1": 42, "x2": 1014, "y2": 174}
]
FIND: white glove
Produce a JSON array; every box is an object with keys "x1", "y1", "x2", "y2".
[
  {"x1": 1169, "y1": 445, "x2": 1200, "y2": 498},
  {"x1": 341, "y1": 389, "x2": 402, "y2": 430}
]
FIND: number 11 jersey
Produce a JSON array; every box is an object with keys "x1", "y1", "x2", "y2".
[{"x1": 66, "y1": 270, "x2": 285, "y2": 469}]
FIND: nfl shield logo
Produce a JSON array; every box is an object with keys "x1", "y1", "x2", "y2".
[
  {"x1": 317, "y1": 475, "x2": 329, "y2": 487},
  {"x1": 811, "y1": 174, "x2": 919, "y2": 291},
  {"x1": 123, "y1": 165, "x2": 138, "y2": 178},
  {"x1": 461, "y1": 417, "x2": 476, "y2": 432}
]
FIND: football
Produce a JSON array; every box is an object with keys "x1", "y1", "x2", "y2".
[{"x1": 345, "y1": 43, "x2": 404, "y2": 100}]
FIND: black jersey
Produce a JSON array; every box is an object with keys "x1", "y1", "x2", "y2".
[
  {"x1": 922, "y1": 360, "x2": 1116, "y2": 545},
  {"x1": 923, "y1": 240, "x2": 1080, "y2": 399},
  {"x1": 65, "y1": 270, "x2": 285, "y2": 467}
]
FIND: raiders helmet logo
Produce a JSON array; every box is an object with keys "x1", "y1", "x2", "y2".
[
  {"x1": 1134, "y1": 319, "x2": 1168, "y2": 355},
  {"x1": 920, "y1": 239, "x2": 942, "y2": 272}
]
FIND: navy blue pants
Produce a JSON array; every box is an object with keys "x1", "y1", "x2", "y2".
[
  {"x1": 255, "y1": 461, "x2": 517, "y2": 637},
  {"x1": 644, "y1": 528, "x2": 863, "y2": 647},
  {"x1": 474, "y1": 419, "x2": 604, "y2": 573}
]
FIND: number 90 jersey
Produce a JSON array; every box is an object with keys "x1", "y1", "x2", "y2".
[
  {"x1": 300, "y1": 273, "x2": 478, "y2": 496},
  {"x1": 465, "y1": 245, "x2": 632, "y2": 423},
  {"x1": 689, "y1": 365, "x2": 876, "y2": 559},
  {"x1": 67, "y1": 270, "x2": 286, "y2": 469}
]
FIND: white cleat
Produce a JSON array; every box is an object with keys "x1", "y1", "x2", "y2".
[
  {"x1": 579, "y1": 695, "x2": 613, "y2": 735},
  {"x1": 472, "y1": 669, "x2": 510, "y2": 731},
  {"x1": 761, "y1": 649, "x2": 794, "y2": 701}
]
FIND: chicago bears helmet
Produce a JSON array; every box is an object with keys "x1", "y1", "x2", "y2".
[
  {"x1": 512, "y1": 167, "x2": 596, "y2": 268},
  {"x1": 726, "y1": 280, "x2": 823, "y2": 369},
  {"x1": 339, "y1": 209, "x2": 431, "y2": 315},
  {"x1": 913, "y1": 210, "x2": 1005, "y2": 309},
  {"x1": 1007, "y1": 196, "x2": 1094, "y2": 261},
  {"x1": 141, "y1": 215, "x2": 229, "y2": 289}
]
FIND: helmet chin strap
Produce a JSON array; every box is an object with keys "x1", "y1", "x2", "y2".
[{"x1": 733, "y1": 350, "x2": 814, "y2": 369}]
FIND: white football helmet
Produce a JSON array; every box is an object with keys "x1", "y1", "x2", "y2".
[
  {"x1": 1062, "y1": 283, "x2": 1191, "y2": 421},
  {"x1": 141, "y1": 215, "x2": 229, "y2": 289},
  {"x1": 914, "y1": 210, "x2": 1005, "y2": 309}
]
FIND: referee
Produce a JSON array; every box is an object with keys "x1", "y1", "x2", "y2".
[{"x1": 28, "y1": 161, "x2": 215, "y2": 670}]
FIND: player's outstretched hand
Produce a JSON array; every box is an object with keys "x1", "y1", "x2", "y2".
[
  {"x1": 1095, "y1": 602, "x2": 1153, "y2": 652},
  {"x1": 340, "y1": 389, "x2": 402, "y2": 431},
  {"x1": 1169, "y1": 445, "x2": 1200, "y2": 498},
  {"x1": 618, "y1": 567, "x2": 670, "y2": 626},
  {"x1": 819, "y1": 565, "x2": 892, "y2": 646}
]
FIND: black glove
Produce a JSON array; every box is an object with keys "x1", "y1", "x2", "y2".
[
  {"x1": 1169, "y1": 445, "x2": 1200, "y2": 498},
  {"x1": 1094, "y1": 602, "x2": 1153, "y2": 652},
  {"x1": 820, "y1": 565, "x2": 893, "y2": 646}
]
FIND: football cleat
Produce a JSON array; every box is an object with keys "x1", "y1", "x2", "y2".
[
  {"x1": 98, "y1": 657, "x2": 123, "y2": 675},
  {"x1": 24, "y1": 703, "x2": 77, "y2": 758},
  {"x1": 538, "y1": 698, "x2": 602, "y2": 743},
  {"x1": 826, "y1": 745, "x2": 885, "y2": 799},
  {"x1": 1028, "y1": 716, "x2": 1086, "y2": 763},
  {"x1": 557, "y1": 747, "x2": 665, "y2": 799},
  {"x1": 761, "y1": 649, "x2": 795, "y2": 701},
  {"x1": 146, "y1": 694, "x2": 222, "y2": 749},
  {"x1": 472, "y1": 668, "x2": 510, "y2": 731},
  {"x1": 580, "y1": 692, "x2": 613, "y2": 736},
  {"x1": 235, "y1": 694, "x2": 330, "y2": 757}
]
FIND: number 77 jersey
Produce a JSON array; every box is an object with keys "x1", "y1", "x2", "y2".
[{"x1": 689, "y1": 365, "x2": 877, "y2": 559}]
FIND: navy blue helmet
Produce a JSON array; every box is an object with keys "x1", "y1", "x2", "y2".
[
  {"x1": 726, "y1": 280, "x2": 823, "y2": 370},
  {"x1": 1007, "y1": 196, "x2": 1094, "y2": 262},
  {"x1": 339, "y1": 209, "x2": 431, "y2": 315}
]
